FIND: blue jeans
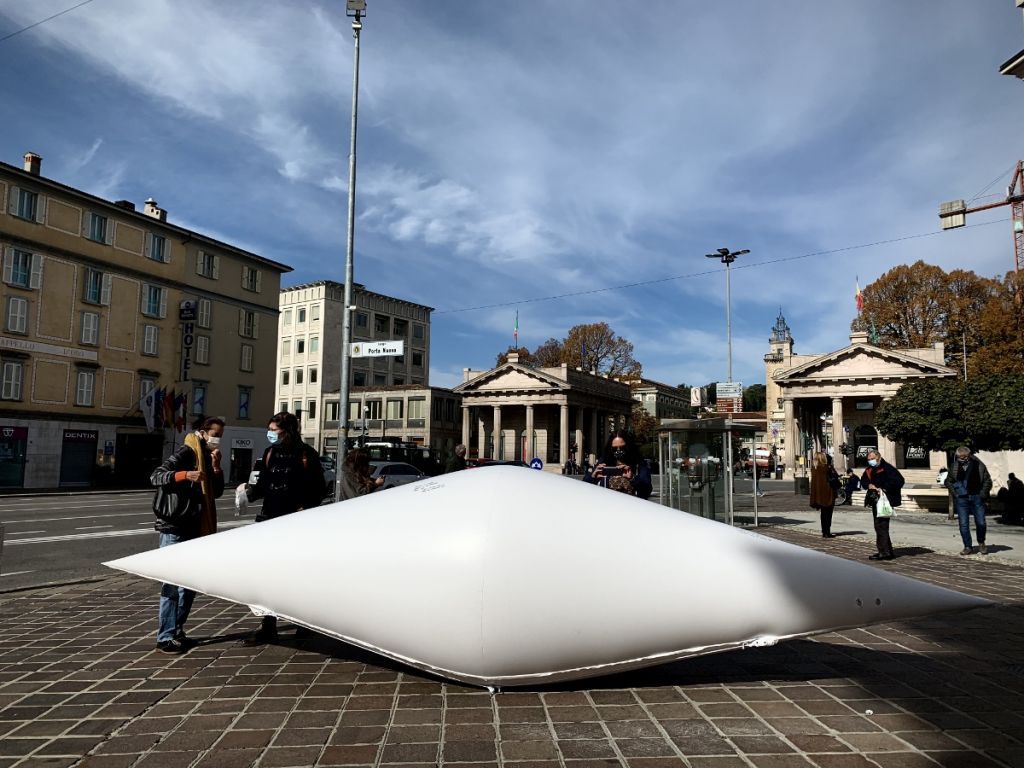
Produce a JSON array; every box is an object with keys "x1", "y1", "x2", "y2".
[
  {"x1": 157, "y1": 532, "x2": 196, "y2": 642},
  {"x1": 954, "y1": 495, "x2": 987, "y2": 549}
]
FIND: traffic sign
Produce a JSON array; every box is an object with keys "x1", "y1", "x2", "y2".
[
  {"x1": 529, "y1": 458, "x2": 543, "y2": 470},
  {"x1": 350, "y1": 340, "x2": 404, "y2": 358}
]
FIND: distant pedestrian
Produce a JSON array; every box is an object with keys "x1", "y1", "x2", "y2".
[
  {"x1": 445, "y1": 444, "x2": 467, "y2": 473},
  {"x1": 943, "y1": 446, "x2": 992, "y2": 556},
  {"x1": 809, "y1": 452, "x2": 837, "y2": 538},
  {"x1": 861, "y1": 450, "x2": 904, "y2": 561},
  {"x1": 149, "y1": 416, "x2": 225, "y2": 653},
  {"x1": 238, "y1": 411, "x2": 325, "y2": 645},
  {"x1": 842, "y1": 468, "x2": 859, "y2": 505},
  {"x1": 338, "y1": 448, "x2": 384, "y2": 500},
  {"x1": 584, "y1": 430, "x2": 652, "y2": 500}
]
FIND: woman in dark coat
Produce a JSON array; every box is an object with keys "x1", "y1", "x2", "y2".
[
  {"x1": 809, "y1": 451, "x2": 837, "y2": 538},
  {"x1": 583, "y1": 429, "x2": 652, "y2": 500},
  {"x1": 860, "y1": 449, "x2": 904, "y2": 561}
]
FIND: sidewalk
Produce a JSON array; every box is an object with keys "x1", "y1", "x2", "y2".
[{"x1": 1, "y1": 507, "x2": 1023, "y2": 767}]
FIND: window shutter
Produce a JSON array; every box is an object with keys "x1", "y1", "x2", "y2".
[
  {"x1": 195, "y1": 252, "x2": 203, "y2": 275},
  {"x1": 255, "y1": 269, "x2": 262, "y2": 293},
  {"x1": 213, "y1": 255, "x2": 220, "y2": 279},
  {"x1": 252, "y1": 314, "x2": 259, "y2": 339},
  {"x1": 82, "y1": 212, "x2": 90, "y2": 237},
  {"x1": 158, "y1": 288, "x2": 167, "y2": 318},
  {"x1": 145, "y1": 233, "x2": 153, "y2": 259},
  {"x1": 2, "y1": 247, "x2": 12, "y2": 284},
  {"x1": 29, "y1": 253, "x2": 43, "y2": 289},
  {"x1": 238, "y1": 308, "x2": 245, "y2": 336},
  {"x1": 101, "y1": 274, "x2": 112, "y2": 306},
  {"x1": 7, "y1": 186, "x2": 18, "y2": 215},
  {"x1": 104, "y1": 219, "x2": 114, "y2": 244},
  {"x1": 34, "y1": 196, "x2": 45, "y2": 224},
  {"x1": 241, "y1": 267, "x2": 247, "y2": 289},
  {"x1": 140, "y1": 283, "x2": 148, "y2": 313}
]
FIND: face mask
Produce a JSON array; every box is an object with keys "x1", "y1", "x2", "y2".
[
  {"x1": 868, "y1": 459, "x2": 879, "y2": 467},
  {"x1": 267, "y1": 431, "x2": 280, "y2": 445},
  {"x1": 612, "y1": 449, "x2": 626, "y2": 461},
  {"x1": 205, "y1": 436, "x2": 221, "y2": 448}
]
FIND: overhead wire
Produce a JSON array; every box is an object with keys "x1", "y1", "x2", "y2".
[
  {"x1": 433, "y1": 218, "x2": 1008, "y2": 315},
  {"x1": 0, "y1": 0, "x2": 97, "y2": 46}
]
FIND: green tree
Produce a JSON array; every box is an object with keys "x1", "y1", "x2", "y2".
[
  {"x1": 631, "y1": 401, "x2": 659, "y2": 447},
  {"x1": 742, "y1": 383, "x2": 766, "y2": 412}
]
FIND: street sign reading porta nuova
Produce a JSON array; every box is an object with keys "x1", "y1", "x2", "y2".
[{"x1": 350, "y1": 341, "x2": 404, "y2": 358}]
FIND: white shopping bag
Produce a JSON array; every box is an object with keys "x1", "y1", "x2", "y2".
[{"x1": 234, "y1": 484, "x2": 249, "y2": 517}]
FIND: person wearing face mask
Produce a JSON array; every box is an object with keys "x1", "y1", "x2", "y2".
[
  {"x1": 943, "y1": 446, "x2": 992, "y2": 556},
  {"x1": 238, "y1": 411, "x2": 325, "y2": 645},
  {"x1": 584, "y1": 429, "x2": 653, "y2": 500},
  {"x1": 149, "y1": 415, "x2": 226, "y2": 653},
  {"x1": 860, "y1": 449, "x2": 904, "y2": 561}
]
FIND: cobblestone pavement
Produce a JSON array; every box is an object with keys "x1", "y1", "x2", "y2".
[{"x1": 1, "y1": 524, "x2": 1023, "y2": 768}]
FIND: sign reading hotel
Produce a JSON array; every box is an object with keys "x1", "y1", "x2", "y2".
[
  {"x1": 350, "y1": 340, "x2": 404, "y2": 358},
  {"x1": 179, "y1": 300, "x2": 196, "y2": 382}
]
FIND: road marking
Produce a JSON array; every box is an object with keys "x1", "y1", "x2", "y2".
[
  {"x1": 0, "y1": 570, "x2": 34, "y2": 578},
  {"x1": 5, "y1": 530, "x2": 46, "y2": 536},
  {"x1": 75, "y1": 525, "x2": 114, "y2": 531},
  {"x1": 5, "y1": 519, "x2": 251, "y2": 546},
  {"x1": 0, "y1": 512, "x2": 151, "y2": 525}
]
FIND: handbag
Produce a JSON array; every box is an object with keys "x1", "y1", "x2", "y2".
[
  {"x1": 827, "y1": 468, "x2": 842, "y2": 491},
  {"x1": 153, "y1": 483, "x2": 199, "y2": 526},
  {"x1": 876, "y1": 492, "x2": 895, "y2": 518}
]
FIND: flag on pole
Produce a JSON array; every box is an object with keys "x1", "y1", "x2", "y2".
[
  {"x1": 152, "y1": 387, "x2": 165, "y2": 429},
  {"x1": 513, "y1": 310, "x2": 519, "y2": 346},
  {"x1": 855, "y1": 278, "x2": 864, "y2": 313},
  {"x1": 163, "y1": 389, "x2": 175, "y2": 428},
  {"x1": 140, "y1": 389, "x2": 156, "y2": 433},
  {"x1": 173, "y1": 392, "x2": 187, "y2": 433}
]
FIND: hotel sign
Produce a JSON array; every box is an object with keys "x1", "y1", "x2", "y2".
[
  {"x1": 0, "y1": 336, "x2": 97, "y2": 361},
  {"x1": 180, "y1": 301, "x2": 195, "y2": 382}
]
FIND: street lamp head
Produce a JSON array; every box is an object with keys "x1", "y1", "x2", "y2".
[{"x1": 346, "y1": 0, "x2": 366, "y2": 15}]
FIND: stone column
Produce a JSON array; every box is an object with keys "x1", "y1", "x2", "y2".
[
  {"x1": 461, "y1": 406, "x2": 471, "y2": 449},
  {"x1": 574, "y1": 407, "x2": 584, "y2": 466},
  {"x1": 525, "y1": 404, "x2": 534, "y2": 461},
  {"x1": 492, "y1": 405, "x2": 502, "y2": 460},
  {"x1": 831, "y1": 397, "x2": 845, "y2": 472},
  {"x1": 559, "y1": 403, "x2": 569, "y2": 467},
  {"x1": 878, "y1": 396, "x2": 895, "y2": 465},
  {"x1": 477, "y1": 412, "x2": 486, "y2": 460},
  {"x1": 783, "y1": 398, "x2": 796, "y2": 478},
  {"x1": 590, "y1": 409, "x2": 599, "y2": 465}
]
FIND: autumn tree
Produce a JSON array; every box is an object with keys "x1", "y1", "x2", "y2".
[
  {"x1": 853, "y1": 261, "x2": 949, "y2": 347},
  {"x1": 495, "y1": 323, "x2": 642, "y2": 377},
  {"x1": 631, "y1": 401, "x2": 659, "y2": 447},
  {"x1": 533, "y1": 338, "x2": 564, "y2": 367},
  {"x1": 495, "y1": 347, "x2": 537, "y2": 366},
  {"x1": 970, "y1": 271, "x2": 1024, "y2": 377}
]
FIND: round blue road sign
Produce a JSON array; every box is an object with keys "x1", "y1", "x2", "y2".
[{"x1": 529, "y1": 458, "x2": 543, "y2": 470}]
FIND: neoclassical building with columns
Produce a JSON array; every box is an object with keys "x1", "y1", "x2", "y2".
[
  {"x1": 764, "y1": 312, "x2": 956, "y2": 476},
  {"x1": 454, "y1": 352, "x2": 636, "y2": 469}
]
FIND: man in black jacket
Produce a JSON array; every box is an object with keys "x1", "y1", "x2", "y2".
[
  {"x1": 861, "y1": 450, "x2": 904, "y2": 561},
  {"x1": 149, "y1": 416, "x2": 225, "y2": 653},
  {"x1": 943, "y1": 446, "x2": 993, "y2": 556}
]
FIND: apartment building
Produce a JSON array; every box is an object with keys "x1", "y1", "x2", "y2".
[
  {"x1": 0, "y1": 152, "x2": 291, "y2": 488},
  {"x1": 628, "y1": 378, "x2": 691, "y2": 420},
  {"x1": 276, "y1": 281, "x2": 433, "y2": 452}
]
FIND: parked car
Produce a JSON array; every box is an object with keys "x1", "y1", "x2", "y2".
[
  {"x1": 370, "y1": 461, "x2": 426, "y2": 490},
  {"x1": 465, "y1": 458, "x2": 530, "y2": 469},
  {"x1": 320, "y1": 456, "x2": 337, "y2": 497},
  {"x1": 743, "y1": 449, "x2": 776, "y2": 478}
]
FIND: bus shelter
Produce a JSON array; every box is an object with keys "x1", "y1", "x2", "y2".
[{"x1": 657, "y1": 418, "x2": 760, "y2": 526}]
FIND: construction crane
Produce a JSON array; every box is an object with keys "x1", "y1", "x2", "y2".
[{"x1": 939, "y1": 160, "x2": 1024, "y2": 272}]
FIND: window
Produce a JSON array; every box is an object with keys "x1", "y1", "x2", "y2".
[
  {"x1": 142, "y1": 284, "x2": 166, "y2": 318},
  {"x1": 87, "y1": 213, "x2": 108, "y2": 243},
  {"x1": 75, "y1": 370, "x2": 95, "y2": 406},
  {"x1": 197, "y1": 298, "x2": 211, "y2": 328},
  {"x1": 413, "y1": 324, "x2": 424, "y2": 340},
  {"x1": 373, "y1": 373, "x2": 386, "y2": 386},
  {"x1": 298, "y1": 308, "x2": 307, "y2": 324},
  {"x1": 386, "y1": 400, "x2": 403, "y2": 420},
  {"x1": 83, "y1": 269, "x2": 111, "y2": 305},
  {"x1": 365, "y1": 401, "x2": 382, "y2": 420},
  {"x1": 412, "y1": 351, "x2": 423, "y2": 367},
  {"x1": 293, "y1": 400, "x2": 302, "y2": 417},
  {"x1": 6, "y1": 297, "x2": 27, "y2": 333},
  {"x1": 310, "y1": 336, "x2": 319, "y2": 353},
  {"x1": 239, "y1": 310, "x2": 258, "y2": 338},
  {"x1": 238, "y1": 387, "x2": 252, "y2": 419},
  {"x1": 408, "y1": 399, "x2": 425, "y2": 419},
  {"x1": 283, "y1": 309, "x2": 293, "y2": 326},
  {"x1": 353, "y1": 371, "x2": 367, "y2": 386},
  {"x1": 280, "y1": 401, "x2": 288, "y2": 413},
  {"x1": 281, "y1": 340, "x2": 291, "y2": 358},
  {"x1": 374, "y1": 315, "x2": 388, "y2": 334},
  {"x1": 310, "y1": 367, "x2": 318, "y2": 384},
  {"x1": 281, "y1": 370, "x2": 290, "y2": 386},
  {"x1": 196, "y1": 251, "x2": 219, "y2": 279},
  {"x1": 326, "y1": 402, "x2": 339, "y2": 421},
  {"x1": 3, "y1": 249, "x2": 31, "y2": 288},
  {"x1": 296, "y1": 339, "x2": 305, "y2": 354},
  {"x1": 242, "y1": 265, "x2": 261, "y2": 292},
  {"x1": 311, "y1": 304, "x2": 320, "y2": 321},
  {"x1": 14, "y1": 188, "x2": 39, "y2": 221},
  {"x1": 394, "y1": 319, "x2": 408, "y2": 336},
  {"x1": 195, "y1": 335, "x2": 210, "y2": 364},
  {"x1": 191, "y1": 383, "x2": 207, "y2": 415},
  {"x1": 349, "y1": 401, "x2": 362, "y2": 421},
  {"x1": 143, "y1": 325, "x2": 159, "y2": 356},
  {"x1": 307, "y1": 401, "x2": 316, "y2": 420},
  {"x1": 80, "y1": 311, "x2": 99, "y2": 345},
  {"x1": 393, "y1": 377, "x2": 405, "y2": 386},
  {"x1": 356, "y1": 312, "x2": 368, "y2": 329},
  {"x1": 1, "y1": 361, "x2": 23, "y2": 400},
  {"x1": 146, "y1": 233, "x2": 168, "y2": 262},
  {"x1": 295, "y1": 368, "x2": 304, "y2": 384},
  {"x1": 395, "y1": 355, "x2": 405, "y2": 365},
  {"x1": 240, "y1": 344, "x2": 253, "y2": 372}
]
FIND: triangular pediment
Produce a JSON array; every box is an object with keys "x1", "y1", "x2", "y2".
[
  {"x1": 775, "y1": 344, "x2": 956, "y2": 383},
  {"x1": 455, "y1": 363, "x2": 566, "y2": 394}
]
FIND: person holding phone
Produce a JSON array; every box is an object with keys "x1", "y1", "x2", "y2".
[{"x1": 584, "y1": 429, "x2": 652, "y2": 499}]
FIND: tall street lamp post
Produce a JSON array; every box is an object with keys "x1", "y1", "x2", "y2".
[
  {"x1": 704, "y1": 247, "x2": 749, "y2": 383},
  {"x1": 337, "y1": 0, "x2": 365, "y2": 499}
]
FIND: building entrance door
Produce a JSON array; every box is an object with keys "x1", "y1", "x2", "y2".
[
  {"x1": 853, "y1": 425, "x2": 878, "y2": 468},
  {"x1": 0, "y1": 426, "x2": 28, "y2": 488},
  {"x1": 59, "y1": 430, "x2": 98, "y2": 487}
]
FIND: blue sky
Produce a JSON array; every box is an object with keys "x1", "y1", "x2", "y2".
[{"x1": 2, "y1": 1, "x2": 1023, "y2": 390}]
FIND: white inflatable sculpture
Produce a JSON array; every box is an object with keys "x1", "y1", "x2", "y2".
[{"x1": 107, "y1": 467, "x2": 988, "y2": 687}]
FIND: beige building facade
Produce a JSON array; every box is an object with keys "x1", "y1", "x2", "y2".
[
  {"x1": 765, "y1": 311, "x2": 956, "y2": 477},
  {"x1": 0, "y1": 153, "x2": 290, "y2": 488},
  {"x1": 455, "y1": 352, "x2": 636, "y2": 470}
]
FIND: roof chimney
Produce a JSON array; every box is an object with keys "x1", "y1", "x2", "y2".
[
  {"x1": 23, "y1": 152, "x2": 41, "y2": 175},
  {"x1": 506, "y1": 352, "x2": 519, "y2": 364},
  {"x1": 143, "y1": 197, "x2": 167, "y2": 222}
]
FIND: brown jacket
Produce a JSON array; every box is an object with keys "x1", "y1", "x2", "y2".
[{"x1": 809, "y1": 463, "x2": 836, "y2": 510}]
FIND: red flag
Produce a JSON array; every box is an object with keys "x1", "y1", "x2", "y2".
[
  {"x1": 855, "y1": 279, "x2": 864, "y2": 313},
  {"x1": 163, "y1": 389, "x2": 175, "y2": 427}
]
